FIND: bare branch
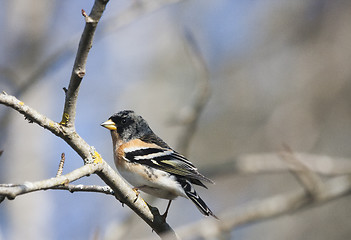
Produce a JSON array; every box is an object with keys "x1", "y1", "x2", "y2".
[
  {"x1": 56, "y1": 153, "x2": 66, "y2": 177},
  {"x1": 61, "y1": 0, "x2": 109, "y2": 128},
  {"x1": 202, "y1": 152, "x2": 351, "y2": 178},
  {"x1": 0, "y1": 92, "x2": 62, "y2": 136},
  {"x1": 53, "y1": 184, "x2": 114, "y2": 195},
  {"x1": 173, "y1": 175, "x2": 351, "y2": 239},
  {"x1": 0, "y1": 164, "x2": 97, "y2": 200},
  {"x1": 0, "y1": 173, "x2": 114, "y2": 197}
]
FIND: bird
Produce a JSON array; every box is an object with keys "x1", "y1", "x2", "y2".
[{"x1": 101, "y1": 110, "x2": 217, "y2": 219}]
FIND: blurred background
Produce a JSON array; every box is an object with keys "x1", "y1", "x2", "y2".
[{"x1": 1, "y1": 0, "x2": 351, "y2": 239}]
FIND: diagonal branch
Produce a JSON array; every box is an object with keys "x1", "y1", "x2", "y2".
[{"x1": 0, "y1": 92, "x2": 62, "y2": 136}]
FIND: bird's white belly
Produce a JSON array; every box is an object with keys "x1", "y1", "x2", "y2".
[{"x1": 118, "y1": 166, "x2": 187, "y2": 200}]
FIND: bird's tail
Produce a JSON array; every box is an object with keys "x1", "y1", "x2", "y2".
[{"x1": 180, "y1": 180, "x2": 218, "y2": 219}]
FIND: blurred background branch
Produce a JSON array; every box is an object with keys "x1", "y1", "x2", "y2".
[
  {"x1": 202, "y1": 153, "x2": 351, "y2": 178},
  {"x1": 173, "y1": 174, "x2": 351, "y2": 239}
]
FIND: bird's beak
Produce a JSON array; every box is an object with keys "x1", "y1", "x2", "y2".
[{"x1": 101, "y1": 119, "x2": 117, "y2": 130}]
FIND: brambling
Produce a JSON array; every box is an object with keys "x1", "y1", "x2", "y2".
[{"x1": 101, "y1": 110, "x2": 217, "y2": 219}]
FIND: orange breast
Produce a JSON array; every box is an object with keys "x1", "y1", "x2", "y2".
[{"x1": 115, "y1": 138, "x2": 160, "y2": 169}]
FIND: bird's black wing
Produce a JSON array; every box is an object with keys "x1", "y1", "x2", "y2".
[{"x1": 123, "y1": 144, "x2": 214, "y2": 185}]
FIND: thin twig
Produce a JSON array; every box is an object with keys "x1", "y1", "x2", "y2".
[{"x1": 56, "y1": 153, "x2": 66, "y2": 177}]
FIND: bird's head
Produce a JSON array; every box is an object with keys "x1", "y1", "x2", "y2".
[{"x1": 101, "y1": 110, "x2": 151, "y2": 142}]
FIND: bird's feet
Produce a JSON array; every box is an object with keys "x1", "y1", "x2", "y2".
[{"x1": 161, "y1": 200, "x2": 172, "y2": 221}]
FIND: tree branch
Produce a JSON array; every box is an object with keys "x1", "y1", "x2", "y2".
[
  {"x1": 56, "y1": 153, "x2": 66, "y2": 177},
  {"x1": 0, "y1": 92, "x2": 62, "y2": 136},
  {"x1": 172, "y1": 175, "x2": 351, "y2": 239},
  {"x1": 0, "y1": 164, "x2": 97, "y2": 200},
  {"x1": 61, "y1": 0, "x2": 108, "y2": 128},
  {"x1": 202, "y1": 152, "x2": 351, "y2": 178},
  {"x1": 53, "y1": 184, "x2": 114, "y2": 195},
  {"x1": 0, "y1": 173, "x2": 115, "y2": 197}
]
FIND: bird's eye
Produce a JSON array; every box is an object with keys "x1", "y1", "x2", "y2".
[{"x1": 121, "y1": 118, "x2": 127, "y2": 124}]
